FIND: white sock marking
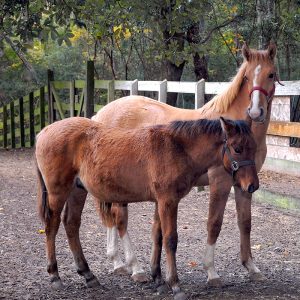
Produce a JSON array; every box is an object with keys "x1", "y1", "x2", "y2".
[
  {"x1": 203, "y1": 243, "x2": 220, "y2": 281},
  {"x1": 121, "y1": 232, "x2": 145, "y2": 275},
  {"x1": 107, "y1": 226, "x2": 124, "y2": 270}
]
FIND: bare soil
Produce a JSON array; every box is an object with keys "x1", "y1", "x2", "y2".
[{"x1": 0, "y1": 149, "x2": 299, "y2": 300}]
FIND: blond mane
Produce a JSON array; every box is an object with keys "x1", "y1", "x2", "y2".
[
  {"x1": 202, "y1": 49, "x2": 274, "y2": 114},
  {"x1": 202, "y1": 62, "x2": 247, "y2": 114}
]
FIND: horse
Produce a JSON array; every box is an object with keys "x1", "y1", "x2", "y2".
[
  {"x1": 88, "y1": 43, "x2": 280, "y2": 286},
  {"x1": 35, "y1": 116, "x2": 258, "y2": 299}
]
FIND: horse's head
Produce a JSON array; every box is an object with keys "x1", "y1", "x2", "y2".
[
  {"x1": 220, "y1": 117, "x2": 259, "y2": 193},
  {"x1": 242, "y1": 42, "x2": 277, "y2": 123}
]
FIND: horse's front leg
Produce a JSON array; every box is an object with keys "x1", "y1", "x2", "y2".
[
  {"x1": 203, "y1": 167, "x2": 232, "y2": 287},
  {"x1": 157, "y1": 200, "x2": 187, "y2": 300},
  {"x1": 234, "y1": 186, "x2": 264, "y2": 281},
  {"x1": 113, "y1": 204, "x2": 148, "y2": 282},
  {"x1": 63, "y1": 186, "x2": 100, "y2": 288},
  {"x1": 150, "y1": 202, "x2": 163, "y2": 286}
]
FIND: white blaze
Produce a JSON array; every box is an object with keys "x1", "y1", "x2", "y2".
[{"x1": 250, "y1": 64, "x2": 262, "y2": 118}]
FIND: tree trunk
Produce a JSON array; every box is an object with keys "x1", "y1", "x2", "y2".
[
  {"x1": 257, "y1": 0, "x2": 276, "y2": 49},
  {"x1": 163, "y1": 30, "x2": 186, "y2": 106},
  {"x1": 165, "y1": 60, "x2": 185, "y2": 106},
  {"x1": 187, "y1": 22, "x2": 209, "y2": 81},
  {"x1": 193, "y1": 53, "x2": 209, "y2": 81}
]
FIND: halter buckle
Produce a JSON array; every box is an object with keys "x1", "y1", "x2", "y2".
[{"x1": 231, "y1": 161, "x2": 239, "y2": 172}]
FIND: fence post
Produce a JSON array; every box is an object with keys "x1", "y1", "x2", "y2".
[
  {"x1": 159, "y1": 79, "x2": 167, "y2": 103},
  {"x1": 40, "y1": 86, "x2": 45, "y2": 129},
  {"x1": 19, "y1": 97, "x2": 25, "y2": 147},
  {"x1": 130, "y1": 79, "x2": 138, "y2": 95},
  {"x1": 195, "y1": 79, "x2": 205, "y2": 109},
  {"x1": 47, "y1": 69, "x2": 54, "y2": 123},
  {"x1": 3, "y1": 105, "x2": 7, "y2": 148},
  {"x1": 84, "y1": 60, "x2": 94, "y2": 118},
  {"x1": 107, "y1": 80, "x2": 115, "y2": 103},
  {"x1": 29, "y1": 92, "x2": 35, "y2": 147},
  {"x1": 9, "y1": 101, "x2": 15, "y2": 148},
  {"x1": 70, "y1": 80, "x2": 75, "y2": 117}
]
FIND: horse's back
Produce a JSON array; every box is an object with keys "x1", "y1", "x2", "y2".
[{"x1": 93, "y1": 96, "x2": 199, "y2": 128}]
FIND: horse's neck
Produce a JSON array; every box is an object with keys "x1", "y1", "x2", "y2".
[{"x1": 183, "y1": 134, "x2": 222, "y2": 171}]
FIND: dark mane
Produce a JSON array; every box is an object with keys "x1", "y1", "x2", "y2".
[{"x1": 167, "y1": 119, "x2": 251, "y2": 139}]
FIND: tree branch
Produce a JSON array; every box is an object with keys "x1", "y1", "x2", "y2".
[{"x1": 3, "y1": 34, "x2": 40, "y2": 84}]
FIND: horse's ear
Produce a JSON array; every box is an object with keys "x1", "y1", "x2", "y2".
[
  {"x1": 267, "y1": 41, "x2": 277, "y2": 60},
  {"x1": 242, "y1": 42, "x2": 251, "y2": 61},
  {"x1": 220, "y1": 117, "x2": 235, "y2": 136}
]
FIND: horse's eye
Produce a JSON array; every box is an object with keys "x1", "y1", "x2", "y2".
[
  {"x1": 268, "y1": 73, "x2": 274, "y2": 79},
  {"x1": 234, "y1": 147, "x2": 242, "y2": 154}
]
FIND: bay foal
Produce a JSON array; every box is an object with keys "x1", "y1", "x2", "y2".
[{"x1": 36, "y1": 116, "x2": 258, "y2": 299}]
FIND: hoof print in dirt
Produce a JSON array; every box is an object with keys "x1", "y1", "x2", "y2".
[
  {"x1": 207, "y1": 277, "x2": 222, "y2": 288},
  {"x1": 174, "y1": 291, "x2": 188, "y2": 300},
  {"x1": 131, "y1": 272, "x2": 149, "y2": 283},
  {"x1": 249, "y1": 272, "x2": 266, "y2": 282}
]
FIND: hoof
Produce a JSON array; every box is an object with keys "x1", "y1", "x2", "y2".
[
  {"x1": 51, "y1": 278, "x2": 64, "y2": 290},
  {"x1": 174, "y1": 291, "x2": 188, "y2": 300},
  {"x1": 249, "y1": 272, "x2": 265, "y2": 282},
  {"x1": 86, "y1": 276, "x2": 100, "y2": 288},
  {"x1": 207, "y1": 277, "x2": 222, "y2": 288},
  {"x1": 156, "y1": 284, "x2": 169, "y2": 295},
  {"x1": 131, "y1": 272, "x2": 149, "y2": 283},
  {"x1": 114, "y1": 265, "x2": 129, "y2": 275}
]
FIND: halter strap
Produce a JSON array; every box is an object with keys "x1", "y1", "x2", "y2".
[
  {"x1": 222, "y1": 139, "x2": 256, "y2": 179},
  {"x1": 249, "y1": 83, "x2": 275, "y2": 102}
]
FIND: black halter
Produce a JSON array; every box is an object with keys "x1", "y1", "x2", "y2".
[{"x1": 222, "y1": 137, "x2": 256, "y2": 179}]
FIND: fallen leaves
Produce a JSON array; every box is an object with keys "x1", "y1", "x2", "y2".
[{"x1": 188, "y1": 261, "x2": 198, "y2": 268}]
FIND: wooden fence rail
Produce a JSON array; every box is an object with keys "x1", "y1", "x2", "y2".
[{"x1": 1, "y1": 61, "x2": 300, "y2": 150}]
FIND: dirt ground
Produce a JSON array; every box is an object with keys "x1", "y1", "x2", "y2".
[{"x1": 0, "y1": 148, "x2": 299, "y2": 300}]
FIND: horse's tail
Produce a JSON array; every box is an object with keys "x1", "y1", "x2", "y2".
[
  {"x1": 36, "y1": 166, "x2": 51, "y2": 223},
  {"x1": 96, "y1": 201, "x2": 116, "y2": 228}
]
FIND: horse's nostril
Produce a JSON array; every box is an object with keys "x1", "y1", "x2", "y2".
[
  {"x1": 260, "y1": 108, "x2": 264, "y2": 117},
  {"x1": 248, "y1": 184, "x2": 255, "y2": 193}
]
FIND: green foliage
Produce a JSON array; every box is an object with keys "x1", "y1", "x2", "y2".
[{"x1": 0, "y1": 0, "x2": 300, "y2": 104}]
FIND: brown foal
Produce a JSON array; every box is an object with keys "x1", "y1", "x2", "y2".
[{"x1": 36, "y1": 116, "x2": 258, "y2": 299}]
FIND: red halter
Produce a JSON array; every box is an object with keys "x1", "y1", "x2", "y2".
[{"x1": 249, "y1": 83, "x2": 276, "y2": 102}]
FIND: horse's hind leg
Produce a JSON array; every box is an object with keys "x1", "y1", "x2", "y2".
[
  {"x1": 234, "y1": 187, "x2": 263, "y2": 281},
  {"x1": 45, "y1": 193, "x2": 68, "y2": 289},
  {"x1": 204, "y1": 169, "x2": 232, "y2": 287},
  {"x1": 95, "y1": 201, "x2": 127, "y2": 274},
  {"x1": 114, "y1": 204, "x2": 148, "y2": 283},
  {"x1": 62, "y1": 186, "x2": 100, "y2": 288}
]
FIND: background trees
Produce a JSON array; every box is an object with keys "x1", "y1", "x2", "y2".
[{"x1": 0, "y1": 0, "x2": 299, "y2": 105}]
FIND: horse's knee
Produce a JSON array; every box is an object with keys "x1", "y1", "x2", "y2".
[
  {"x1": 207, "y1": 219, "x2": 222, "y2": 237},
  {"x1": 165, "y1": 233, "x2": 178, "y2": 253}
]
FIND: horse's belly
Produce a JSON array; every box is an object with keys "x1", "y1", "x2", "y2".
[{"x1": 195, "y1": 173, "x2": 209, "y2": 186}]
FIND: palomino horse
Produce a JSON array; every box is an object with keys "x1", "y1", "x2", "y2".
[
  {"x1": 90, "y1": 43, "x2": 279, "y2": 285},
  {"x1": 36, "y1": 116, "x2": 258, "y2": 299}
]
